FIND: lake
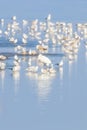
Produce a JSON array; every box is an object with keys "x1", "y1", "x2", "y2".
[{"x1": 0, "y1": 14, "x2": 87, "y2": 130}]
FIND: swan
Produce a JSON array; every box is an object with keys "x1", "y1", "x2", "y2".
[{"x1": 38, "y1": 54, "x2": 52, "y2": 66}]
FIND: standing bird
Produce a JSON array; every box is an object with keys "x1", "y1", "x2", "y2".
[
  {"x1": 12, "y1": 55, "x2": 21, "y2": 72},
  {"x1": 26, "y1": 58, "x2": 38, "y2": 73},
  {"x1": 0, "y1": 62, "x2": 6, "y2": 70}
]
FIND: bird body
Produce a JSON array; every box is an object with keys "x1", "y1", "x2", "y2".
[
  {"x1": 12, "y1": 65, "x2": 20, "y2": 72},
  {"x1": 26, "y1": 66, "x2": 38, "y2": 73},
  {"x1": 38, "y1": 54, "x2": 52, "y2": 66},
  {"x1": 0, "y1": 62, "x2": 6, "y2": 70},
  {"x1": 0, "y1": 55, "x2": 7, "y2": 60}
]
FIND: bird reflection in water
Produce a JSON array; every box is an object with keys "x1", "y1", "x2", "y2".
[
  {"x1": 59, "y1": 67, "x2": 63, "y2": 81},
  {"x1": 85, "y1": 51, "x2": 87, "y2": 62},
  {"x1": 26, "y1": 72, "x2": 38, "y2": 80},
  {"x1": 85, "y1": 45, "x2": 87, "y2": 62},
  {"x1": 0, "y1": 70, "x2": 5, "y2": 91},
  {"x1": 68, "y1": 59, "x2": 74, "y2": 78},
  {"x1": 36, "y1": 73, "x2": 55, "y2": 102},
  {"x1": 12, "y1": 72, "x2": 20, "y2": 96},
  {"x1": 0, "y1": 99, "x2": 3, "y2": 116}
]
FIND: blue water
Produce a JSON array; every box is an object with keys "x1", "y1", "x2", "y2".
[
  {"x1": 0, "y1": 38, "x2": 87, "y2": 130},
  {"x1": 0, "y1": 0, "x2": 87, "y2": 129}
]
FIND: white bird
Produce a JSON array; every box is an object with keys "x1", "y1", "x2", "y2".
[
  {"x1": 23, "y1": 33, "x2": 28, "y2": 39},
  {"x1": 26, "y1": 57, "x2": 38, "y2": 73},
  {"x1": 13, "y1": 60, "x2": 20, "y2": 66},
  {"x1": 28, "y1": 49, "x2": 37, "y2": 55},
  {"x1": 12, "y1": 65, "x2": 20, "y2": 72},
  {"x1": 36, "y1": 44, "x2": 48, "y2": 52},
  {"x1": 11, "y1": 16, "x2": 16, "y2": 21},
  {"x1": 56, "y1": 60, "x2": 63, "y2": 67},
  {"x1": 46, "y1": 14, "x2": 51, "y2": 21},
  {"x1": 13, "y1": 55, "x2": 21, "y2": 66},
  {"x1": 0, "y1": 30, "x2": 2, "y2": 35},
  {"x1": 21, "y1": 47, "x2": 27, "y2": 55},
  {"x1": 0, "y1": 55, "x2": 7, "y2": 60},
  {"x1": 9, "y1": 37, "x2": 15, "y2": 43},
  {"x1": 14, "y1": 55, "x2": 19, "y2": 61},
  {"x1": 12, "y1": 55, "x2": 20, "y2": 72},
  {"x1": 4, "y1": 31, "x2": 10, "y2": 37},
  {"x1": 48, "y1": 67, "x2": 56, "y2": 73},
  {"x1": 14, "y1": 38, "x2": 18, "y2": 44},
  {"x1": 14, "y1": 45, "x2": 23, "y2": 53},
  {"x1": 0, "y1": 18, "x2": 4, "y2": 26},
  {"x1": 41, "y1": 66, "x2": 56, "y2": 74},
  {"x1": 22, "y1": 20, "x2": 28, "y2": 26},
  {"x1": 22, "y1": 38, "x2": 28, "y2": 44},
  {"x1": 38, "y1": 54, "x2": 52, "y2": 66},
  {"x1": 49, "y1": 64, "x2": 56, "y2": 73},
  {"x1": 26, "y1": 66, "x2": 38, "y2": 73},
  {"x1": 41, "y1": 68, "x2": 49, "y2": 74},
  {"x1": 0, "y1": 62, "x2": 6, "y2": 70}
]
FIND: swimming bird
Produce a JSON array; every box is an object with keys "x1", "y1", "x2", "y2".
[
  {"x1": 49, "y1": 64, "x2": 56, "y2": 73},
  {"x1": 12, "y1": 55, "x2": 21, "y2": 72},
  {"x1": 22, "y1": 19, "x2": 28, "y2": 26},
  {"x1": 12, "y1": 65, "x2": 20, "y2": 72},
  {"x1": 0, "y1": 62, "x2": 6, "y2": 70},
  {"x1": 26, "y1": 57, "x2": 38, "y2": 73},
  {"x1": 14, "y1": 45, "x2": 23, "y2": 53},
  {"x1": 36, "y1": 44, "x2": 48, "y2": 52},
  {"x1": 26, "y1": 66, "x2": 38, "y2": 73},
  {"x1": 41, "y1": 68, "x2": 49, "y2": 74},
  {"x1": 14, "y1": 55, "x2": 19, "y2": 61},
  {"x1": 0, "y1": 18, "x2": 4, "y2": 26},
  {"x1": 0, "y1": 55, "x2": 7, "y2": 60},
  {"x1": 11, "y1": 16, "x2": 17, "y2": 21}
]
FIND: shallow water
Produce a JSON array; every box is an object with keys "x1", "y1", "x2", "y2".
[
  {"x1": 0, "y1": 0, "x2": 87, "y2": 129},
  {"x1": 0, "y1": 38, "x2": 87, "y2": 130}
]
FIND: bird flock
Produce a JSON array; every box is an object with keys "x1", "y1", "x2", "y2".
[{"x1": 0, "y1": 14, "x2": 87, "y2": 77}]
